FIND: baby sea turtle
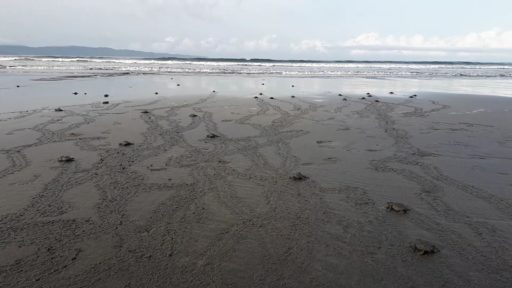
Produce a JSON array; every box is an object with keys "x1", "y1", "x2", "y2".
[
  {"x1": 16, "y1": 85, "x2": 20, "y2": 88},
  {"x1": 119, "y1": 140, "x2": 134, "y2": 147},
  {"x1": 58, "y1": 156, "x2": 75, "y2": 163},
  {"x1": 102, "y1": 101, "x2": 109, "y2": 105},
  {"x1": 409, "y1": 95, "x2": 414, "y2": 99},
  {"x1": 154, "y1": 92, "x2": 159, "y2": 95},
  {"x1": 338, "y1": 93, "x2": 343, "y2": 96},
  {"x1": 259, "y1": 92, "x2": 263, "y2": 96},
  {"x1": 54, "y1": 107, "x2": 64, "y2": 112},
  {"x1": 141, "y1": 110, "x2": 150, "y2": 114},
  {"x1": 189, "y1": 113, "x2": 198, "y2": 118},
  {"x1": 410, "y1": 239, "x2": 440, "y2": 255},
  {"x1": 212, "y1": 90, "x2": 216, "y2": 93},
  {"x1": 361, "y1": 97, "x2": 366, "y2": 100},
  {"x1": 254, "y1": 96, "x2": 259, "y2": 99},
  {"x1": 261, "y1": 83, "x2": 265, "y2": 85},
  {"x1": 375, "y1": 99, "x2": 380, "y2": 103},
  {"x1": 269, "y1": 97, "x2": 275, "y2": 100},
  {"x1": 177, "y1": 84, "x2": 181, "y2": 86},
  {"x1": 291, "y1": 95, "x2": 296, "y2": 98},
  {"x1": 389, "y1": 91, "x2": 395, "y2": 94},
  {"x1": 104, "y1": 94, "x2": 109, "y2": 97},
  {"x1": 206, "y1": 133, "x2": 219, "y2": 139},
  {"x1": 290, "y1": 172, "x2": 309, "y2": 181},
  {"x1": 72, "y1": 92, "x2": 78, "y2": 95},
  {"x1": 291, "y1": 85, "x2": 295, "y2": 87},
  {"x1": 342, "y1": 98, "x2": 348, "y2": 101},
  {"x1": 386, "y1": 202, "x2": 410, "y2": 214}
]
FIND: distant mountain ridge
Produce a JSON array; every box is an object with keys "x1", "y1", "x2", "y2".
[{"x1": 0, "y1": 45, "x2": 195, "y2": 58}]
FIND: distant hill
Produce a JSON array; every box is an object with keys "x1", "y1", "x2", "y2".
[{"x1": 0, "y1": 45, "x2": 196, "y2": 58}]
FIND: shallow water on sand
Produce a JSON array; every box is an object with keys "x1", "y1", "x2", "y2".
[{"x1": 1, "y1": 72, "x2": 512, "y2": 113}]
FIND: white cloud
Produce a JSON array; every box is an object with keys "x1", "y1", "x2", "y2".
[
  {"x1": 179, "y1": 38, "x2": 196, "y2": 50},
  {"x1": 350, "y1": 49, "x2": 448, "y2": 57},
  {"x1": 164, "y1": 36, "x2": 177, "y2": 43},
  {"x1": 151, "y1": 36, "x2": 196, "y2": 52},
  {"x1": 242, "y1": 35, "x2": 279, "y2": 51},
  {"x1": 149, "y1": 29, "x2": 512, "y2": 59},
  {"x1": 343, "y1": 29, "x2": 512, "y2": 55},
  {"x1": 200, "y1": 37, "x2": 217, "y2": 49},
  {"x1": 290, "y1": 40, "x2": 329, "y2": 53},
  {"x1": 151, "y1": 35, "x2": 279, "y2": 54}
]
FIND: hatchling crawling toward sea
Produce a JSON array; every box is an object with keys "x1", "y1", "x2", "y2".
[
  {"x1": 411, "y1": 239, "x2": 440, "y2": 255},
  {"x1": 290, "y1": 172, "x2": 309, "y2": 181},
  {"x1": 386, "y1": 202, "x2": 410, "y2": 214},
  {"x1": 119, "y1": 140, "x2": 134, "y2": 147},
  {"x1": 58, "y1": 156, "x2": 75, "y2": 163}
]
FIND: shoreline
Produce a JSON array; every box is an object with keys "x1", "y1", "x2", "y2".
[{"x1": 2, "y1": 72, "x2": 512, "y2": 114}]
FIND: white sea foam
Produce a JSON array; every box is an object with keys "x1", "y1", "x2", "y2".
[{"x1": 1, "y1": 56, "x2": 512, "y2": 79}]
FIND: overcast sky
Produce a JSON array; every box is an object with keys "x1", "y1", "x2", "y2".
[{"x1": 1, "y1": 0, "x2": 512, "y2": 61}]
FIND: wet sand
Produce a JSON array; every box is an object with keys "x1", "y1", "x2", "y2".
[{"x1": 1, "y1": 77, "x2": 512, "y2": 287}]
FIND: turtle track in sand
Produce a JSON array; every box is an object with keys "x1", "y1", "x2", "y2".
[
  {"x1": 1, "y1": 93, "x2": 512, "y2": 287},
  {"x1": 364, "y1": 100, "x2": 512, "y2": 277}
]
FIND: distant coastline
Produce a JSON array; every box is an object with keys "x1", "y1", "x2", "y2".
[{"x1": 0, "y1": 45, "x2": 196, "y2": 59}]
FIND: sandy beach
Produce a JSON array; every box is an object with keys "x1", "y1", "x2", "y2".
[{"x1": 1, "y1": 74, "x2": 512, "y2": 287}]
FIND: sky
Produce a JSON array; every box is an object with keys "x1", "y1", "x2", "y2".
[{"x1": 1, "y1": 0, "x2": 512, "y2": 61}]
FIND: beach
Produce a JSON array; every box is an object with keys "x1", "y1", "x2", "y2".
[{"x1": 1, "y1": 70, "x2": 512, "y2": 287}]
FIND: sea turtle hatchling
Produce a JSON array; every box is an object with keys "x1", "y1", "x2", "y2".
[
  {"x1": 411, "y1": 239, "x2": 440, "y2": 255},
  {"x1": 290, "y1": 172, "x2": 309, "y2": 181},
  {"x1": 57, "y1": 156, "x2": 75, "y2": 163},
  {"x1": 206, "y1": 133, "x2": 219, "y2": 139},
  {"x1": 386, "y1": 202, "x2": 410, "y2": 214},
  {"x1": 119, "y1": 140, "x2": 134, "y2": 147},
  {"x1": 54, "y1": 107, "x2": 64, "y2": 112}
]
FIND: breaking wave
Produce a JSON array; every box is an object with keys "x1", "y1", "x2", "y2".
[{"x1": 1, "y1": 56, "x2": 512, "y2": 79}]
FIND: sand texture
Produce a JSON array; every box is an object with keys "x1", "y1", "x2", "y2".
[{"x1": 1, "y1": 91, "x2": 512, "y2": 288}]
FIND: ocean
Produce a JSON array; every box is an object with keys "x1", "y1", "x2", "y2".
[{"x1": 2, "y1": 56, "x2": 512, "y2": 79}]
